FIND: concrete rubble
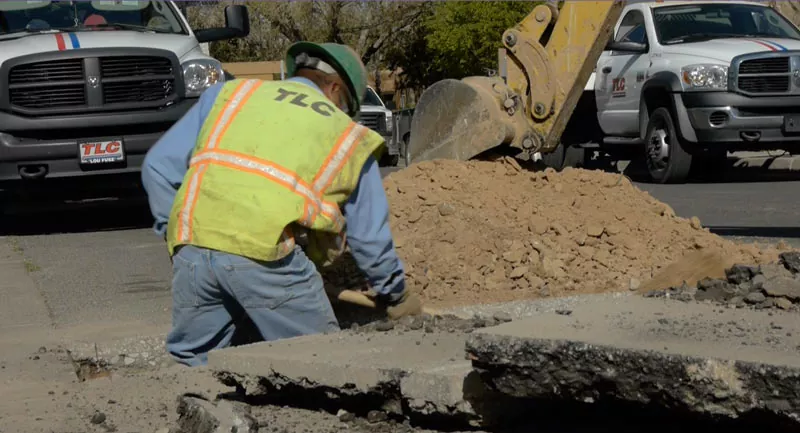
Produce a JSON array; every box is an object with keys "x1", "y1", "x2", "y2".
[
  {"x1": 646, "y1": 252, "x2": 800, "y2": 312},
  {"x1": 206, "y1": 294, "x2": 800, "y2": 430},
  {"x1": 174, "y1": 393, "x2": 258, "y2": 433},
  {"x1": 208, "y1": 315, "x2": 496, "y2": 426},
  {"x1": 466, "y1": 296, "x2": 800, "y2": 426}
]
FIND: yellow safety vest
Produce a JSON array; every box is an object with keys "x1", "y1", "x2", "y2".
[{"x1": 166, "y1": 78, "x2": 385, "y2": 266}]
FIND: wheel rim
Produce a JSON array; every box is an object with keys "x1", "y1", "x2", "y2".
[{"x1": 646, "y1": 120, "x2": 670, "y2": 171}]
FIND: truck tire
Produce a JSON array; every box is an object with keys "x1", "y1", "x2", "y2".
[
  {"x1": 644, "y1": 107, "x2": 692, "y2": 184},
  {"x1": 380, "y1": 153, "x2": 399, "y2": 167},
  {"x1": 402, "y1": 132, "x2": 411, "y2": 167}
]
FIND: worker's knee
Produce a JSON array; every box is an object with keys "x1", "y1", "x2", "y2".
[{"x1": 167, "y1": 304, "x2": 236, "y2": 367}]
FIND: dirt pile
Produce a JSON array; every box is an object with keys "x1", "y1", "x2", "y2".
[
  {"x1": 324, "y1": 158, "x2": 786, "y2": 308},
  {"x1": 646, "y1": 252, "x2": 800, "y2": 312}
]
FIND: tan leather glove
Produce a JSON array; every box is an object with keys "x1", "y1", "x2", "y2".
[{"x1": 385, "y1": 290, "x2": 423, "y2": 320}]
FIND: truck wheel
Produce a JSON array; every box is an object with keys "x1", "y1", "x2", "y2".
[
  {"x1": 644, "y1": 107, "x2": 692, "y2": 184},
  {"x1": 380, "y1": 153, "x2": 399, "y2": 167},
  {"x1": 402, "y1": 132, "x2": 411, "y2": 167}
]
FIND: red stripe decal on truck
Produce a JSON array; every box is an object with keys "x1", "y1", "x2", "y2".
[
  {"x1": 747, "y1": 39, "x2": 777, "y2": 51},
  {"x1": 55, "y1": 33, "x2": 66, "y2": 51}
]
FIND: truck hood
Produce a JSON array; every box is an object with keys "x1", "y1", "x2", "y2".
[
  {"x1": 661, "y1": 37, "x2": 800, "y2": 63},
  {"x1": 0, "y1": 31, "x2": 199, "y2": 61},
  {"x1": 361, "y1": 105, "x2": 389, "y2": 114}
]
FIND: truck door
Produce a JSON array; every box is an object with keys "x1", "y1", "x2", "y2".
[{"x1": 596, "y1": 9, "x2": 651, "y2": 137}]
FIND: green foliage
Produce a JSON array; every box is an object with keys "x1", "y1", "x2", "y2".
[
  {"x1": 183, "y1": 1, "x2": 538, "y2": 91},
  {"x1": 425, "y1": 1, "x2": 536, "y2": 78},
  {"x1": 385, "y1": 1, "x2": 538, "y2": 89}
]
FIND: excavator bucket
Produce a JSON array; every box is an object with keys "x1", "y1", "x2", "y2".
[
  {"x1": 406, "y1": 77, "x2": 516, "y2": 165},
  {"x1": 404, "y1": 1, "x2": 625, "y2": 167}
]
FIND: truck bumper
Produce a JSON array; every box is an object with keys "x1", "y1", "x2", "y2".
[
  {"x1": 0, "y1": 98, "x2": 197, "y2": 185},
  {"x1": 680, "y1": 92, "x2": 800, "y2": 147}
]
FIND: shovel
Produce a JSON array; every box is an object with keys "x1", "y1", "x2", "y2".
[{"x1": 333, "y1": 288, "x2": 450, "y2": 317}]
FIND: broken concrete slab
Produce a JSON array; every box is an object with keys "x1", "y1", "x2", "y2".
[
  {"x1": 174, "y1": 394, "x2": 257, "y2": 433},
  {"x1": 207, "y1": 330, "x2": 487, "y2": 421},
  {"x1": 465, "y1": 295, "x2": 800, "y2": 424}
]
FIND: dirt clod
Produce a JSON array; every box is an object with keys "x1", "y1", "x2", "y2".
[
  {"x1": 329, "y1": 160, "x2": 782, "y2": 308},
  {"x1": 367, "y1": 410, "x2": 388, "y2": 423},
  {"x1": 337, "y1": 409, "x2": 355, "y2": 423},
  {"x1": 646, "y1": 260, "x2": 800, "y2": 312},
  {"x1": 90, "y1": 411, "x2": 106, "y2": 424}
]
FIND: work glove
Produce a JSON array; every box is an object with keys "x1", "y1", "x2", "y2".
[{"x1": 384, "y1": 290, "x2": 423, "y2": 320}]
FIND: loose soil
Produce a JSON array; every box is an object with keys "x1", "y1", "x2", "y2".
[
  {"x1": 325, "y1": 158, "x2": 788, "y2": 308},
  {"x1": 646, "y1": 252, "x2": 800, "y2": 313}
]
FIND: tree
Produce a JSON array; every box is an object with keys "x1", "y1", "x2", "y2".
[
  {"x1": 185, "y1": 0, "x2": 429, "y2": 69},
  {"x1": 185, "y1": 1, "x2": 539, "y2": 96},
  {"x1": 385, "y1": 1, "x2": 537, "y2": 89},
  {"x1": 425, "y1": 1, "x2": 536, "y2": 77}
]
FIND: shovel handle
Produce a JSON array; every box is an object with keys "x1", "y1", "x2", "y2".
[
  {"x1": 336, "y1": 289, "x2": 378, "y2": 309},
  {"x1": 336, "y1": 289, "x2": 449, "y2": 317}
]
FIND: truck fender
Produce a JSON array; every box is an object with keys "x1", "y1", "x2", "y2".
[{"x1": 638, "y1": 72, "x2": 698, "y2": 143}]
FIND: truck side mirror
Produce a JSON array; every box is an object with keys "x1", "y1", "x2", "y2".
[
  {"x1": 195, "y1": 5, "x2": 250, "y2": 43},
  {"x1": 605, "y1": 41, "x2": 647, "y2": 53}
]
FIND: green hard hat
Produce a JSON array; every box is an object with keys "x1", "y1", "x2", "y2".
[{"x1": 285, "y1": 41, "x2": 367, "y2": 117}]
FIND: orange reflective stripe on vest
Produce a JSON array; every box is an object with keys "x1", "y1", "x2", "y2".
[
  {"x1": 179, "y1": 150, "x2": 347, "y2": 244},
  {"x1": 189, "y1": 148, "x2": 345, "y2": 226},
  {"x1": 177, "y1": 79, "x2": 264, "y2": 243},
  {"x1": 313, "y1": 122, "x2": 370, "y2": 194},
  {"x1": 205, "y1": 79, "x2": 263, "y2": 151}
]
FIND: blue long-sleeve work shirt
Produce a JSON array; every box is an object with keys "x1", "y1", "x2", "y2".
[{"x1": 141, "y1": 77, "x2": 405, "y2": 300}]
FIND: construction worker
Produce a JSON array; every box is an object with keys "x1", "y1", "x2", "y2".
[{"x1": 141, "y1": 42, "x2": 422, "y2": 367}]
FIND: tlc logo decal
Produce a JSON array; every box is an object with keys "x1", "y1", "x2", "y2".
[
  {"x1": 82, "y1": 141, "x2": 121, "y2": 156},
  {"x1": 80, "y1": 140, "x2": 124, "y2": 164},
  {"x1": 612, "y1": 78, "x2": 626, "y2": 93}
]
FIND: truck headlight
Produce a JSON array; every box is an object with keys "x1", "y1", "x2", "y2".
[
  {"x1": 385, "y1": 112, "x2": 393, "y2": 133},
  {"x1": 680, "y1": 64, "x2": 728, "y2": 91},
  {"x1": 182, "y1": 59, "x2": 225, "y2": 98}
]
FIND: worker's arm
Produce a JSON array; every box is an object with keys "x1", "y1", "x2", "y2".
[
  {"x1": 141, "y1": 83, "x2": 223, "y2": 238},
  {"x1": 342, "y1": 156, "x2": 406, "y2": 303}
]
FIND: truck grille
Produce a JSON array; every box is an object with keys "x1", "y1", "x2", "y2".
[
  {"x1": 737, "y1": 76, "x2": 790, "y2": 93},
  {"x1": 358, "y1": 112, "x2": 386, "y2": 133},
  {"x1": 5, "y1": 51, "x2": 179, "y2": 116},
  {"x1": 735, "y1": 55, "x2": 792, "y2": 94},
  {"x1": 738, "y1": 57, "x2": 789, "y2": 74},
  {"x1": 99, "y1": 56, "x2": 173, "y2": 78},
  {"x1": 9, "y1": 58, "x2": 84, "y2": 83}
]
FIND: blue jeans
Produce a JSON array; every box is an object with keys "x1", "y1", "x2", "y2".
[{"x1": 166, "y1": 244, "x2": 340, "y2": 367}]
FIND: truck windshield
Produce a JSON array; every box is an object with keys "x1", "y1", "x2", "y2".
[
  {"x1": 0, "y1": 0, "x2": 186, "y2": 37},
  {"x1": 653, "y1": 3, "x2": 800, "y2": 45},
  {"x1": 363, "y1": 88, "x2": 384, "y2": 107}
]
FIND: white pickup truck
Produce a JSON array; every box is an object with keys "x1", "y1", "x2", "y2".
[
  {"x1": 561, "y1": 0, "x2": 800, "y2": 183},
  {"x1": 0, "y1": 0, "x2": 247, "y2": 201},
  {"x1": 358, "y1": 85, "x2": 399, "y2": 166}
]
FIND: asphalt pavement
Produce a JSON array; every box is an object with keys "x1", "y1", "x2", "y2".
[{"x1": 2, "y1": 162, "x2": 800, "y2": 334}]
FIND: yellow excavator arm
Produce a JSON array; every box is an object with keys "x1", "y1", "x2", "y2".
[{"x1": 406, "y1": 1, "x2": 625, "y2": 164}]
